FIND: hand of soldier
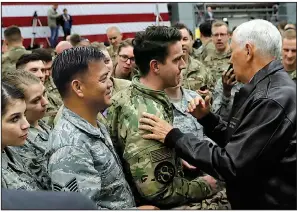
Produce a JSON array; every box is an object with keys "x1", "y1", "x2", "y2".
[
  {"x1": 222, "y1": 69, "x2": 236, "y2": 97},
  {"x1": 139, "y1": 112, "x2": 173, "y2": 143},
  {"x1": 202, "y1": 175, "x2": 220, "y2": 195},
  {"x1": 197, "y1": 88, "x2": 212, "y2": 100},
  {"x1": 138, "y1": 205, "x2": 160, "y2": 210},
  {"x1": 182, "y1": 159, "x2": 197, "y2": 170},
  {"x1": 187, "y1": 95, "x2": 211, "y2": 120}
]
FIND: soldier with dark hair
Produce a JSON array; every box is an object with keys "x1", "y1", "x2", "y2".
[{"x1": 107, "y1": 26, "x2": 227, "y2": 209}]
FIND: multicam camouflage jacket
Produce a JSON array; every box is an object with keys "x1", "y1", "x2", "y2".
[
  {"x1": 2, "y1": 46, "x2": 31, "y2": 74},
  {"x1": 192, "y1": 39, "x2": 216, "y2": 63},
  {"x1": 107, "y1": 75, "x2": 218, "y2": 209},
  {"x1": 182, "y1": 56, "x2": 216, "y2": 92},
  {"x1": 204, "y1": 49, "x2": 232, "y2": 84},
  {"x1": 46, "y1": 107, "x2": 136, "y2": 209}
]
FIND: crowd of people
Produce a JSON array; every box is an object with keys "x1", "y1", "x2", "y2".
[{"x1": 1, "y1": 8, "x2": 296, "y2": 210}]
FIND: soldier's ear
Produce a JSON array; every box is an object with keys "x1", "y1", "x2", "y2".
[
  {"x1": 150, "y1": 60, "x2": 160, "y2": 74},
  {"x1": 71, "y1": 80, "x2": 84, "y2": 98}
]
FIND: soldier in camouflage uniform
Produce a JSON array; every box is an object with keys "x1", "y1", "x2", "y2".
[
  {"x1": 212, "y1": 73, "x2": 244, "y2": 122},
  {"x1": 2, "y1": 71, "x2": 52, "y2": 190},
  {"x1": 281, "y1": 29, "x2": 296, "y2": 80},
  {"x1": 33, "y1": 48, "x2": 63, "y2": 127},
  {"x1": 106, "y1": 26, "x2": 123, "y2": 64},
  {"x1": 2, "y1": 147, "x2": 44, "y2": 190},
  {"x1": 107, "y1": 26, "x2": 226, "y2": 209},
  {"x1": 113, "y1": 39, "x2": 137, "y2": 81},
  {"x1": 46, "y1": 47, "x2": 157, "y2": 209},
  {"x1": 172, "y1": 23, "x2": 215, "y2": 92},
  {"x1": 1, "y1": 82, "x2": 43, "y2": 191},
  {"x1": 2, "y1": 26, "x2": 31, "y2": 74},
  {"x1": 204, "y1": 21, "x2": 232, "y2": 83},
  {"x1": 192, "y1": 21, "x2": 216, "y2": 62}
]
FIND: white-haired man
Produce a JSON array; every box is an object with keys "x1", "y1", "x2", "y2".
[{"x1": 138, "y1": 19, "x2": 296, "y2": 209}]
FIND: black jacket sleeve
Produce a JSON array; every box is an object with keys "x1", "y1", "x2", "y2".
[{"x1": 165, "y1": 98, "x2": 294, "y2": 182}]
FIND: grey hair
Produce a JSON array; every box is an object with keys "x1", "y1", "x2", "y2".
[{"x1": 233, "y1": 19, "x2": 282, "y2": 59}]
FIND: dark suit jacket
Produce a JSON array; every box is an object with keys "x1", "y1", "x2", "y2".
[{"x1": 1, "y1": 189, "x2": 97, "y2": 210}]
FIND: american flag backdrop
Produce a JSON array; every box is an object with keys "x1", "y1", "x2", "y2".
[{"x1": 1, "y1": 2, "x2": 170, "y2": 48}]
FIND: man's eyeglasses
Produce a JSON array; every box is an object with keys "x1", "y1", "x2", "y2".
[
  {"x1": 119, "y1": 54, "x2": 135, "y2": 63},
  {"x1": 212, "y1": 33, "x2": 228, "y2": 38}
]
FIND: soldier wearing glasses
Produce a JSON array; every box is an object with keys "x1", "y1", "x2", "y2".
[
  {"x1": 113, "y1": 39, "x2": 137, "y2": 81},
  {"x1": 204, "y1": 21, "x2": 231, "y2": 83}
]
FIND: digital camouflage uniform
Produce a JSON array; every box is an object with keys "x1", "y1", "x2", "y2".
[
  {"x1": 169, "y1": 87, "x2": 230, "y2": 209},
  {"x1": 107, "y1": 75, "x2": 225, "y2": 209},
  {"x1": 43, "y1": 76, "x2": 63, "y2": 127},
  {"x1": 170, "y1": 87, "x2": 214, "y2": 143},
  {"x1": 182, "y1": 56, "x2": 215, "y2": 92},
  {"x1": 211, "y1": 78, "x2": 244, "y2": 122},
  {"x1": 2, "y1": 46, "x2": 31, "y2": 74},
  {"x1": 192, "y1": 39, "x2": 216, "y2": 63},
  {"x1": 46, "y1": 107, "x2": 136, "y2": 209},
  {"x1": 2, "y1": 147, "x2": 44, "y2": 190},
  {"x1": 107, "y1": 45, "x2": 118, "y2": 65},
  {"x1": 204, "y1": 49, "x2": 232, "y2": 84},
  {"x1": 11, "y1": 120, "x2": 52, "y2": 190}
]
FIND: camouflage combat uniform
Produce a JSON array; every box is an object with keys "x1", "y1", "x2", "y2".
[
  {"x1": 169, "y1": 87, "x2": 230, "y2": 209},
  {"x1": 107, "y1": 75, "x2": 224, "y2": 209},
  {"x1": 211, "y1": 78, "x2": 244, "y2": 122},
  {"x1": 107, "y1": 45, "x2": 118, "y2": 64},
  {"x1": 170, "y1": 87, "x2": 211, "y2": 141},
  {"x1": 182, "y1": 56, "x2": 215, "y2": 92},
  {"x1": 2, "y1": 147, "x2": 44, "y2": 190},
  {"x1": 43, "y1": 76, "x2": 63, "y2": 127},
  {"x1": 192, "y1": 39, "x2": 216, "y2": 63},
  {"x1": 2, "y1": 46, "x2": 31, "y2": 74},
  {"x1": 46, "y1": 107, "x2": 136, "y2": 209},
  {"x1": 204, "y1": 49, "x2": 232, "y2": 84},
  {"x1": 287, "y1": 69, "x2": 296, "y2": 80},
  {"x1": 11, "y1": 120, "x2": 52, "y2": 190}
]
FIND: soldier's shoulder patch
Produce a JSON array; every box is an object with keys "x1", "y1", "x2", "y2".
[
  {"x1": 154, "y1": 161, "x2": 175, "y2": 184},
  {"x1": 52, "y1": 177, "x2": 79, "y2": 192}
]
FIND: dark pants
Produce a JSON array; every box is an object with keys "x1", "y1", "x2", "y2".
[
  {"x1": 63, "y1": 27, "x2": 71, "y2": 41},
  {"x1": 50, "y1": 26, "x2": 59, "y2": 47}
]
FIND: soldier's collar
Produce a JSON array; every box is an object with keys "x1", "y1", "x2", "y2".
[
  {"x1": 131, "y1": 75, "x2": 172, "y2": 110},
  {"x1": 62, "y1": 107, "x2": 105, "y2": 139}
]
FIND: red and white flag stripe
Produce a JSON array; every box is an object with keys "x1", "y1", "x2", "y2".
[{"x1": 2, "y1": 2, "x2": 170, "y2": 48}]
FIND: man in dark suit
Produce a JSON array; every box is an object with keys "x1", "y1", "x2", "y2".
[{"x1": 57, "y1": 8, "x2": 72, "y2": 41}]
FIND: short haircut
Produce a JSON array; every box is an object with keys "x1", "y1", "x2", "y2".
[
  {"x1": 32, "y1": 48, "x2": 53, "y2": 62},
  {"x1": 63, "y1": 8, "x2": 67, "y2": 12},
  {"x1": 283, "y1": 29, "x2": 296, "y2": 40},
  {"x1": 70, "y1": 34, "x2": 81, "y2": 47},
  {"x1": 233, "y1": 19, "x2": 282, "y2": 59},
  {"x1": 2, "y1": 70, "x2": 41, "y2": 99},
  {"x1": 16, "y1": 53, "x2": 43, "y2": 69},
  {"x1": 117, "y1": 39, "x2": 133, "y2": 55},
  {"x1": 51, "y1": 47, "x2": 106, "y2": 98},
  {"x1": 212, "y1": 20, "x2": 229, "y2": 33},
  {"x1": 90, "y1": 42, "x2": 107, "y2": 51},
  {"x1": 199, "y1": 21, "x2": 212, "y2": 37},
  {"x1": 4, "y1": 25, "x2": 22, "y2": 43},
  {"x1": 172, "y1": 22, "x2": 194, "y2": 39},
  {"x1": 133, "y1": 26, "x2": 181, "y2": 76},
  {"x1": 1, "y1": 82, "x2": 25, "y2": 116}
]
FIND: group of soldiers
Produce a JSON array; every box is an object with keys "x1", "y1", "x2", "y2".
[{"x1": 1, "y1": 18, "x2": 296, "y2": 210}]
